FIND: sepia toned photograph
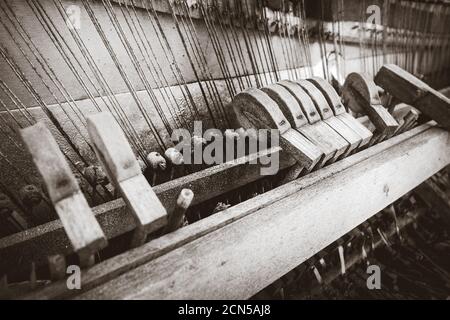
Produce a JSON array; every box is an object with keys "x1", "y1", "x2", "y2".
[{"x1": 0, "y1": 0, "x2": 449, "y2": 304}]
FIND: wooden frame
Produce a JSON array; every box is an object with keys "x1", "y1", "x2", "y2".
[{"x1": 19, "y1": 121, "x2": 450, "y2": 299}]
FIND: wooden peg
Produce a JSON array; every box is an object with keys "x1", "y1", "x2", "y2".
[
  {"x1": 165, "y1": 147, "x2": 185, "y2": 179},
  {"x1": 275, "y1": 81, "x2": 346, "y2": 166},
  {"x1": 307, "y1": 76, "x2": 374, "y2": 148},
  {"x1": 0, "y1": 274, "x2": 9, "y2": 299},
  {"x1": 48, "y1": 254, "x2": 66, "y2": 281},
  {"x1": 29, "y1": 262, "x2": 37, "y2": 290},
  {"x1": 146, "y1": 151, "x2": 167, "y2": 185},
  {"x1": 232, "y1": 88, "x2": 323, "y2": 172},
  {"x1": 164, "y1": 188, "x2": 194, "y2": 233},
  {"x1": 21, "y1": 122, "x2": 107, "y2": 268},
  {"x1": 342, "y1": 73, "x2": 398, "y2": 137},
  {"x1": 375, "y1": 64, "x2": 450, "y2": 129},
  {"x1": 86, "y1": 112, "x2": 167, "y2": 247}
]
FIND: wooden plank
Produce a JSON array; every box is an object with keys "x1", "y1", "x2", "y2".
[
  {"x1": 21, "y1": 122, "x2": 444, "y2": 299},
  {"x1": 77, "y1": 125, "x2": 450, "y2": 300},
  {"x1": 375, "y1": 64, "x2": 450, "y2": 129}
]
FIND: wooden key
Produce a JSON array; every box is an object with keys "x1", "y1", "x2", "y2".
[
  {"x1": 21, "y1": 122, "x2": 107, "y2": 268},
  {"x1": 375, "y1": 64, "x2": 450, "y2": 129},
  {"x1": 307, "y1": 76, "x2": 374, "y2": 148},
  {"x1": 342, "y1": 72, "x2": 398, "y2": 137},
  {"x1": 232, "y1": 88, "x2": 323, "y2": 172},
  {"x1": 295, "y1": 79, "x2": 357, "y2": 159},
  {"x1": 164, "y1": 188, "x2": 194, "y2": 233},
  {"x1": 276, "y1": 81, "x2": 346, "y2": 166},
  {"x1": 87, "y1": 112, "x2": 167, "y2": 247}
]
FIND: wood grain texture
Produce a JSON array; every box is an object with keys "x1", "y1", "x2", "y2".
[
  {"x1": 307, "y1": 77, "x2": 346, "y2": 116},
  {"x1": 293, "y1": 79, "x2": 351, "y2": 161},
  {"x1": 232, "y1": 88, "x2": 322, "y2": 169},
  {"x1": 77, "y1": 125, "x2": 450, "y2": 300},
  {"x1": 87, "y1": 113, "x2": 167, "y2": 240},
  {"x1": 277, "y1": 80, "x2": 321, "y2": 124},
  {"x1": 0, "y1": 146, "x2": 293, "y2": 274},
  {"x1": 307, "y1": 76, "x2": 372, "y2": 148},
  {"x1": 0, "y1": 105, "x2": 432, "y2": 275},
  {"x1": 375, "y1": 64, "x2": 450, "y2": 129},
  {"x1": 264, "y1": 81, "x2": 345, "y2": 166},
  {"x1": 261, "y1": 84, "x2": 308, "y2": 129},
  {"x1": 20, "y1": 122, "x2": 80, "y2": 204},
  {"x1": 343, "y1": 72, "x2": 398, "y2": 136},
  {"x1": 20, "y1": 122, "x2": 107, "y2": 256},
  {"x1": 22, "y1": 123, "x2": 446, "y2": 299}
]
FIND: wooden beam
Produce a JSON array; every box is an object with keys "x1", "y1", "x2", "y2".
[
  {"x1": 76, "y1": 125, "x2": 450, "y2": 299},
  {"x1": 375, "y1": 64, "x2": 450, "y2": 129}
]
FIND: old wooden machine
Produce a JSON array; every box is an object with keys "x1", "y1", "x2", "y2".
[{"x1": 0, "y1": 0, "x2": 450, "y2": 299}]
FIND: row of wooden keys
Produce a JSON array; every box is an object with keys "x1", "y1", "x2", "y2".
[{"x1": 230, "y1": 67, "x2": 407, "y2": 182}]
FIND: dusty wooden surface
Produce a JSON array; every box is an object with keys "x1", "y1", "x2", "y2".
[
  {"x1": 375, "y1": 64, "x2": 450, "y2": 129},
  {"x1": 20, "y1": 122, "x2": 107, "y2": 258},
  {"x1": 343, "y1": 72, "x2": 399, "y2": 136},
  {"x1": 0, "y1": 146, "x2": 292, "y2": 274},
  {"x1": 232, "y1": 88, "x2": 322, "y2": 169},
  {"x1": 76, "y1": 124, "x2": 450, "y2": 299},
  {"x1": 87, "y1": 112, "x2": 167, "y2": 244},
  {"x1": 20, "y1": 121, "x2": 446, "y2": 299}
]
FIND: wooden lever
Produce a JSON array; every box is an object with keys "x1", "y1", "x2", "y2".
[
  {"x1": 276, "y1": 80, "x2": 347, "y2": 166},
  {"x1": 262, "y1": 83, "x2": 334, "y2": 168},
  {"x1": 375, "y1": 64, "x2": 450, "y2": 130},
  {"x1": 87, "y1": 112, "x2": 167, "y2": 247},
  {"x1": 21, "y1": 122, "x2": 107, "y2": 267},
  {"x1": 342, "y1": 72, "x2": 398, "y2": 137},
  {"x1": 232, "y1": 88, "x2": 323, "y2": 172},
  {"x1": 295, "y1": 79, "x2": 359, "y2": 158},
  {"x1": 308, "y1": 76, "x2": 374, "y2": 148}
]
